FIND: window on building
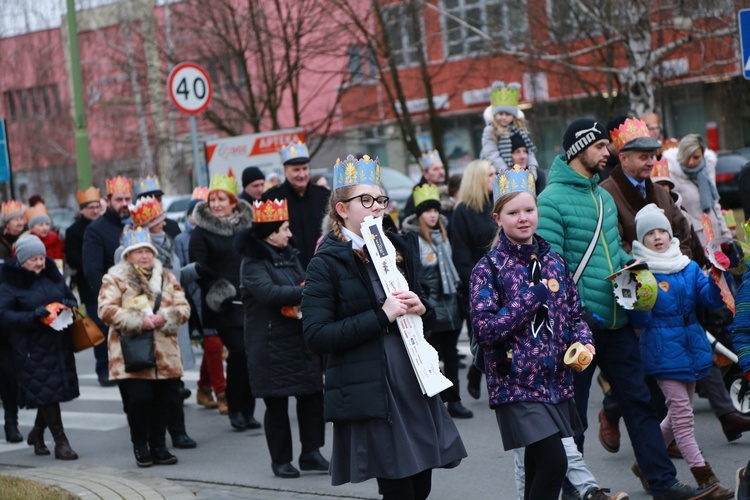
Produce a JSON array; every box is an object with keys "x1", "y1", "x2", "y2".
[
  {"x1": 347, "y1": 44, "x2": 379, "y2": 83},
  {"x1": 441, "y1": 0, "x2": 528, "y2": 58},
  {"x1": 30, "y1": 87, "x2": 40, "y2": 117},
  {"x1": 674, "y1": 0, "x2": 731, "y2": 18},
  {"x1": 5, "y1": 92, "x2": 17, "y2": 122},
  {"x1": 382, "y1": 3, "x2": 422, "y2": 67},
  {"x1": 17, "y1": 89, "x2": 28, "y2": 119},
  {"x1": 50, "y1": 85, "x2": 62, "y2": 116}
]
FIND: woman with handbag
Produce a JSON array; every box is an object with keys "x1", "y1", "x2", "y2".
[
  {"x1": 238, "y1": 198, "x2": 328, "y2": 478},
  {"x1": 0, "y1": 234, "x2": 79, "y2": 460},
  {"x1": 98, "y1": 228, "x2": 190, "y2": 467},
  {"x1": 189, "y1": 172, "x2": 260, "y2": 431}
]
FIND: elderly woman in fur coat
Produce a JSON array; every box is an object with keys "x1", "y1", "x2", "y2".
[{"x1": 98, "y1": 228, "x2": 190, "y2": 468}]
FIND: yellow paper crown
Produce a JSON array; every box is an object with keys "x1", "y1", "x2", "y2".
[
  {"x1": 490, "y1": 81, "x2": 520, "y2": 113},
  {"x1": 493, "y1": 165, "x2": 536, "y2": 204},
  {"x1": 333, "y1": 154, "x2": 380, "y2": 190},
  {"x1": 128, "y1": 196, "x2": 164, "y2": 227},
  {"x1": 252, "y1": 199, "x2": 289, "y2": 224},
  {"x1": 76, "y1": 186, "x2": 101, "y2": 206},
  {"x1": 209, "y1": 170, "x2": 238, "y2": 196},
  {"x1": 24, "y1": 203, "x2": 49, "y2": 223},
  {"x1": 2, "y1": 200, "x2": 24, "y2": 219},
  {"x1": 609, "y1": 118, "x2": 651, "y2": 151},
  {"x1": 413, "y1": 184, "x2": 440, "y2": 208},
  {"x1": 191, "y1": 186, "x2": 209, "y2": 201},
  {"x1": 106, "y1": 176, "x2": 133, "y2": 196}
]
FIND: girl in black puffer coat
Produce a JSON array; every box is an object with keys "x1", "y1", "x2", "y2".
[
  {"x1": 0, "y1": 235, "x2": 79, "y2": 460},
  {"x1": 238, "y1": 200, "x2": 326, "y2": 479}
]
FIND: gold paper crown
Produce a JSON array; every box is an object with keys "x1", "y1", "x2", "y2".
[
  {"x1": 25, "y1": 202, "x2": 49, "y2": 222},
  {"x1": 128, "y1": 196, "x2": 164, "y2": 227},
  {"x1": 609, "y1": 118, "x2": 651, "y2": 151},
  {"x1": 490, "y1": 81, "x2": 520, "y2": 112},
  {"x1": 2, "y1": 200, "x2": 25, "y2": 218},
  {"x1": 493, "y1": 164, "x2": 536, "y2": 204},
  {"x1": 191, "y1": 186, "x2": 209, "y2": 201},
  {"x1": 106, "y1": 176, "x2": 133, "y2": 196},
  {"x1": 650, "y1": 158, "x2": 671, "y2": 183},
  {"x1": 252, "y1": 199, "x2": 289, "y2": 224},
  {"x1": 76, "y1": 186, "x2": 101, "y2": 206},
  {"x1": 413, "y1": 184, "x2": 440, "y2": 208},
  {"x1": 209, "y1": 170, "x2": 238, "y2": 196},
  {"x1": 333, "y1": 154, "x2": 380, "y2": 190}
]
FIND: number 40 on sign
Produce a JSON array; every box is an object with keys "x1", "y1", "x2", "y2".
[{"x1": 167, "y1": 62, "x2": 213, "y2": 115}]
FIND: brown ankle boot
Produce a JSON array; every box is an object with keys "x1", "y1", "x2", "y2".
[
  {"x1": 196, "y1": 387, "x2": 218, "y2": 409},
  {"x1": 216, "y1": 392, "x2": 229, "y2": 415},
  {"x1": 26, "y1": 426, "x2": 50, "y2": 456},
  {"x1": 690, "y1": 463, "x2": 734, "y2": 500}
]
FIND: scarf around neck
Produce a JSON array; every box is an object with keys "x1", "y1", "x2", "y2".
[
  {"x1": 427, "y1": 229, "x2": 460, "y2": 296},
  {"x1": 680, "y1": 157, "x2": 719, "y2": 213},
  {"x1": 631, "y1": 238, "x2": 691, "y2": 275},
  {"x1": 342, "y1": 226, "x2": 366, "y2": 251}
]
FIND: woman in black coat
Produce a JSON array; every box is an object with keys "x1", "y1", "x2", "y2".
[
  {"x1": 0, "y1": 235, "x2": 79, "y2": 460},
  {"x1": 189, "y1": 175, "x2": 259, "y2": 431},
  {"x1": 238, "y1": 200, "x2": 327, "y2": 479}
]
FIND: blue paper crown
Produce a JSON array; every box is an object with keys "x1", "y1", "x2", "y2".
[
  {"x1": 134, "y1": 176, "x2": 162, "y2": 197},
  {"x1": 418, "y1": 150, "x2": 443, "y2": 171},
  {"x1": 279, "y1": 141, "x2": 310, "y2": 165},
  {"x1": 123, "y1": 227, "x2": 153, "y2": 251},
  {"x1": 333, "y1": 154, "x2": 381, "y2": 190},
  {"x1": 493, "y1": 165, "x2": 536, "y2": 204}
]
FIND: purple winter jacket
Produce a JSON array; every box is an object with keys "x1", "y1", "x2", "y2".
[{"x1": 470, "y1": 231, "x2": 592, "y2": 409}]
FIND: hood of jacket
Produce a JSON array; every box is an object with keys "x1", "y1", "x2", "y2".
[
  {"x1": 1, "y1": 256, "x2": 63, "y2": 288},
  {"x1": 546, "y1": 154, "x2": 600, "y2": 191},
  {"x1": 663, "y1": 146, "x2": 717, "y2": 180},
  {"x1": 401, "y1": 213, "x2": 450, "y2": 235},
  {"x1": 192, "y1": 199, "x2": 253, "y2": 237},
  {"x1": 236, "y1": 227, "x2": 300, "y2": 263},
  {"x1": 495, "y1": 230, "x2": 551, "y2": 264}
]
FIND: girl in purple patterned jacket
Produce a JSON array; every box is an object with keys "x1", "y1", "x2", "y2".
[{"x1": 470, "y1": 166, "x2": 594, "y2": 500}]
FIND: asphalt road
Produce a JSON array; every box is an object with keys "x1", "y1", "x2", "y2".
[{"x1": 0, "y1": 341, "x2": 748, "y2": 500}]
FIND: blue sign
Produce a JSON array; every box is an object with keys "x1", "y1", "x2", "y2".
[
  {"x1": 0, "y1": 120, "x2": 10, "y2": 183},
  {"x1": 740, "y1": 9, "x2": 750, "y2": 80}
]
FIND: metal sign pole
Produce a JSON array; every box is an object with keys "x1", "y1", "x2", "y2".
[{"x1": 189, "y1": 115, "x2": 205, "y2": 187}]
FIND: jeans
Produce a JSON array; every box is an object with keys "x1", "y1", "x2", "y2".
[
  {"x1": 515, "y1": 437, "x2": 598, "y2": 500},
  {"x1": 85, "y1": 301, "x2": 109, "y2": 381},
  {"x1": 574, "y1": 325, "x2": 678, "y2": 495}
]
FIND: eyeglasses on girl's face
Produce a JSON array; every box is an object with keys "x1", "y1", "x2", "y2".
[{"x1": 342, "y1": 194, "x2": 390, "y2": 209}]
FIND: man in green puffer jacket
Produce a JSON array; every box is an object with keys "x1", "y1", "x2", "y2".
[{"x1": 537, "y1": 119, "x2": 718, "y2": 500}]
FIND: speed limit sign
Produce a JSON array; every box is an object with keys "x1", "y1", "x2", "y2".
[{"x1": 167, "y1": 62, "x2": 213, "y2": 115}]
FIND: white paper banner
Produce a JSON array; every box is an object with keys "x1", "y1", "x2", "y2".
[{"x1": 360, "y1": 216, "x2": 453, "y2": 397}]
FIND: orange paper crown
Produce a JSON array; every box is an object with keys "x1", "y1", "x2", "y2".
[
  {"x1": 76, "y1": 186, "x2": 101, "y2": 206},
  {"x1": 128, "y1": 196, "x2": 164, "y2": 227},
  {"x1": 24, "y1": 202, "x2": 49, "y2": 222},
  {"x1": 1, "y1": 200, "x2": 25, "y2": 218},
  {"x1": 106, "y1": 176, "x2": 133, "y2": 196},
  {"x1": 609, "y1": 118, "x2": 651, "y2": 151},
  {"x1": 650, "y1": 158, "x2": 671, "y2": 181},
  {"x1": 661, "y1": 138, "x2": 679, "y2": 151},
  {"x1": 191, "y1": 186, "x2": 209, "y2": 201},
  {"x1": 252, "y1": 199, "x2": 289, "y2": 224}
]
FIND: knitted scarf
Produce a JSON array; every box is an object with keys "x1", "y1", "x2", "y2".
[
  {"x1": 496, "y1": 126, "x2": 537, "y2": 167},
  {"x1": 680, "y1": 157, "x2": 719, "y2": 213},
  {"x1": 427, "y1": 229, "x2": 460, "y2": 296},
  {"x1": 631, "y1": 238, "x2": 690, "y2": 275}
]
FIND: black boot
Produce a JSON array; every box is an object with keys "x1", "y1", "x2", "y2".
[
  {"x1": 40, "y1": 404, "x2": 78, "y2": 460},
  {"x1": 4, "y1": 410, "x2": 22, "y2": 443},
  {"x1": 27, "y1": 411, "x2": 49, "y2": 456}
]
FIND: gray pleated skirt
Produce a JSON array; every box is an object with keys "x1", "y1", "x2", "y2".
[{"x1": 494, "y1": 398, "x2": 581, "y2": 451}]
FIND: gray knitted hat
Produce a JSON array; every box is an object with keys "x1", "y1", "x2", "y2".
[
  {"x1": 15, "y1": 234, "x2": 46, "y2": 264},
  {"x1": 635, "y1": 203, "x2": 673, "y2": 243}
]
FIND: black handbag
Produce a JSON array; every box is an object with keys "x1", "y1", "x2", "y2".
[{"x1": 120, "y1": 292, "x2": 162, "y2": 373}]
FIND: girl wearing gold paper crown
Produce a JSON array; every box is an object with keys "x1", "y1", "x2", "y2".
[
  {"x1": 238, "y1": 198, "x2": 328, "y2": 479},
  {"x1": 301, "y1": 154, "x2": 466, "y2": 499},
  {"x1": 470, "y1": 166, "x2": 595, "y2": 500},
  {"x1": 402, "y1": 184, "x2": 472, "y2": 420},
  {"x1": 480, "y1": 81, "x2": 540, "y2": 182}
]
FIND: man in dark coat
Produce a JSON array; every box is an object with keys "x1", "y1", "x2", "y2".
[
  {"x1": 82, "y1": 177, "x2": 132, "y2": 386},
  {"x1": 65, "y1": 187, "x2": 103, "y2": 312},
  {"x1": 262, "y1": 142, "x2": 329, "y2": 269},
  {"x1": 133, "y1": 175, "x2": 181, "y2": 239},
  {"x1": 239, "y1": 166, "x2": 265, "y2": 205}
]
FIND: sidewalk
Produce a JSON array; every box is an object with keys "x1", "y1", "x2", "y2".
[{"x1": 0, "y1": 465, "x2": 374, "y2": 500}]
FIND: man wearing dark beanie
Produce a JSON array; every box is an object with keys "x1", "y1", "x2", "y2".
[
  {"x1": 536, "y1": 119, "x2": 717, "y2": 500},
  {"x1": 240, "y1": 167, "x2": 266, "y2": 205},
  {"x1": 599, "y1": 115, "x2": 629, "y2": 181}
]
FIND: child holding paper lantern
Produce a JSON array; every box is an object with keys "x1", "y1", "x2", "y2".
[
  {"x1": 629, "y1": 203, "x2": 732, "y2": 499},
  {"x1": 470, "y1": 165, "x2": 595, "y2": 500}
]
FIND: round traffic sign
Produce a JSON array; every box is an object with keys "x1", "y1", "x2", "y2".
[{"x1": 167, "y1": 62, "x2": 213, "y2": 115}]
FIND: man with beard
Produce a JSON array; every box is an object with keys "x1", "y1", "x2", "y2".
[
  {"x1": 83, "y1": 176, "x2": 132, "y2": 386},
  {"x1": 65, "y1": 186, "x2": 103, "y2": 316},
  {"x1": 536, "y1": 119, "x2": 716, "y2": 500}
]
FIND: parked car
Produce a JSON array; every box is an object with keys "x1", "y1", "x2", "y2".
[
  {"x1": 161, "y1": 194, "x2": 192, "y2": 231},
  {"x1": 311, "y1": 166, "x2": 415, "y2": 224},
  {"x1": 715, "y1": 151, "x2": 748, "y2": 209}
]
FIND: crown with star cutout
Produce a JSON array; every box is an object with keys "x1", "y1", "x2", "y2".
[{"x1": 253, "y1": 199, "x2": 289, "y2": 224}]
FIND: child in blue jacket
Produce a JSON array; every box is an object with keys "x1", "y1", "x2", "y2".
[{"x1": 630, "y1": 204, "x2": 731, "y2": 498}]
